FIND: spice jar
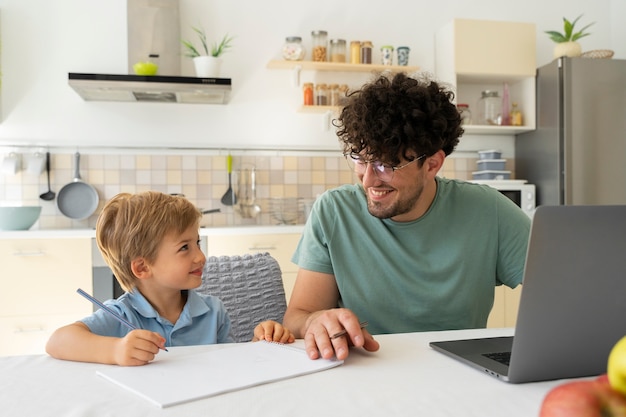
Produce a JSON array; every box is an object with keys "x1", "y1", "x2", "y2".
[
  {"x1": 510, "y1": 102, "x2": 523, "y2": 126},
  {"x1": 457, "y1": 104, "x2": 472, "y2": 125},
  {"x1": 282, "y1": 36, "x2": 305, "y2": 61},
  {"x1": 477, "y1": 90, "x2": 502, "y2": 125},
  {"x1": 315, "y1": 83, "x2": 329, "y2": 105},
  {"x1": 311, "y1": 30, "x2": 328, "y2": 62},
  {"x1": 302, "y1": 82, "x2": 314, "y2": 106},
  {"x1": 350, "y1": 41, "x2": 361, "y2": 64},
  {"x1": 380, "y1": 45, "x2": 394, "y2": 65},
  {"x1": 328, "y1": 84, "x2": 340, "y2": 106},
  {"x1": 329, "y1": 39, "x2": 347, "y2": 63},
  {"x1": 360, "y1": 41, "x2": 373, "y2": 64},
  {"x1": 338, "y1": 84, "x2": 349, "y2": 106}
]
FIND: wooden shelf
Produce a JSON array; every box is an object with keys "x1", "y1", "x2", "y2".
[
  {"x1": 299, "y1": 105, "x2": 340, "y2": 113},
  {"x1": 267, "y1": 60, "x2": 420, "y2": 73}
]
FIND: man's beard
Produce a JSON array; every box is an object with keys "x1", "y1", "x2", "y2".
[{"x1": 366, "y1": 182, "x2": 424, "y2": 219}]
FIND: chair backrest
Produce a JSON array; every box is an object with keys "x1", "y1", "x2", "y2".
[{"x1": 197, "y1": 252, "x2": 287, "y2": 343}]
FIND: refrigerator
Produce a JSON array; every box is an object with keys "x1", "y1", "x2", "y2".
[{"x1": 515, "y1": 57, "x2": 626, "y2": 206}]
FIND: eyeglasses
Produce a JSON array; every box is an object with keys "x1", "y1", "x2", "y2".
[{"x1": 344, "y1": 153, "x2": 427, "y2": 182}]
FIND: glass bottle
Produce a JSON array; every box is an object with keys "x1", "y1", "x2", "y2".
[
  {"x1": 282, "y1": 36, "x2": 305, "y2": 61},
  {"x1": 477, "y1": 90, "x2": 502, "y2": 126},
  {"x1": 500, "y1": 83, "x2": 511, "y2": 126},
  {"x1": 350, "y1": 41, "x2": 361, "y2": 64},
  {"x1": 329, "y1": 39, "x2": 346, "y2": 63},
  {"x1": 311, "y1": 30, "x2": 328, "y2": 62},
  {"x1": 315, "y1": 83, "x2": 328, "y2": 105},
  {"x1": 457, "y1": 104, "x2": 472, "y2": 125},
  {"x1": 302, "y1": 82, "x2": 314, "y2": 106},
  {"x1": 510, "y1": 102, "x2": 523, "y2": 126},
  {"x1": 360, "y1": 41, "x2": 373, "y2": 64}
]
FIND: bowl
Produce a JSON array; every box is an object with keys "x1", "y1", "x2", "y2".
[{"x1": 0, "y1": 206, "x2": 42, "y2": 230}]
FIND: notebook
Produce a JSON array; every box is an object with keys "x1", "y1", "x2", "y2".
[
  {"x1": 97, "y1": 341, "x2": 343, "y2": 408},
  {"x1": 430, "y1": 205, "x2": 626, "y2": 383}
]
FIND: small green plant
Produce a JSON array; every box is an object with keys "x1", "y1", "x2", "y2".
[
  {"x1": 545, "y1": 15, "x2": 594, "y2": 43},
  {"x1": 182, "y1": 27, "x2": 234, "y2": 58}
]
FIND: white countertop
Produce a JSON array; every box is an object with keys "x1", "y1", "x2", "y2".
[
  {"x1": 0, "y1": 328, "x2": 588, "y2": 417},
  {"x1": 0, "y1": 225, "x2": 305, "y2": 239}
]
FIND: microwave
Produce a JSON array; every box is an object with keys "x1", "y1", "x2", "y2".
[{"x1": 470, "y1": 180, "x2": 536, "y2": 217}]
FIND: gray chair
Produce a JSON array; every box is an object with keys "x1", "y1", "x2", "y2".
[{"x1": 197, "y1": 252, "x2": 287, "y2": 343}]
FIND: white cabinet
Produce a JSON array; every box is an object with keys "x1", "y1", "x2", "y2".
[
  {"x1": 435, "y1": 18, "x2": 536, "y2": 135},
  {"x1": 487, "y1": 285, "x2": 522, "y2": 328},
  {"x1": 204, "y1": 232, "x2": 302, "y2": 302},
  {"x1": 0, "y1": 238, "x2": 92, "y2": 356}
]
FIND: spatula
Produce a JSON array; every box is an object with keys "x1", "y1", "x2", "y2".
[{"x1": 220, "y1": 154, "x2": 237, "y2": 206}]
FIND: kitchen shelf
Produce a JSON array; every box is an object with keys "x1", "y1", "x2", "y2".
[
  {"x1": 267, "y1": 60, "x2": 420, "y2": 73},
  {"x1": 299, "y1": 105, "x2": 339, "y2": 113},
  {"x1": 462, "y1": 125, "x2": 534, "y2": 135}
]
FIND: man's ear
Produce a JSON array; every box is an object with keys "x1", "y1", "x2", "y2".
[
  {"x1": 424, "y1": 150, "x2": 445, "y2": 177},
  {"x1": 131, "y1": 257, "x2": 151, "y2": 280}
]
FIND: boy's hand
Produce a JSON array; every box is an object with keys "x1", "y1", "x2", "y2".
[
  {"x1": 113, "y1": 330, "x2": 167, "y2": 366},
  {"x1": 252, "y1": 321, "x2": 295, "y2": 344}
]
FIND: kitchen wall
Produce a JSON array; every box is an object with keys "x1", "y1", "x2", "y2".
[
  {"x1": 0, "y1": 150, "x2": 502, "y2": 228},
  {"x1": 0, "y1": 0, "x2": 622, "y2": 150}
]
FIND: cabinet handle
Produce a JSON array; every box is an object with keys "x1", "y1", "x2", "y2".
[
  {"x1": 248, "y1": 246, "x2": 277, "y2": 251},
  {"x1": 12, "y1": 251, "x2": 46, "y2": 257},
  {"x1": 14, "y1": 325, "x2": 45, "y2": 333}
]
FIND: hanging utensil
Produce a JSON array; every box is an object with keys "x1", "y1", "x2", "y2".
[
  {"x1": 39, "y1": 151, "x2": 56, "y2": 201},
  {"x1": 57, "y1": 152, "x2": 99, "y2": 220},
  {"x1": 220, "y1": 154, "x2": 237, "y2": 206}
]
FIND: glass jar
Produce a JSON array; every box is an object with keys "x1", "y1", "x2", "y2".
[
  {"x1": 315, "y1": 83, "x2": 329, "y2": 105},
  {"x1": 338, "y1": 84, "x2": 349, "y2": 106},
  {"x1": 329, "y1": 39, "x2": 346, "y2": 63},
  {"x1": 311, "y1": 30, "x2": 328, "y2": 62},
  {"x1": 328, "y1": 84, "x2": 340, "y2": 106},
  {"x1": 510, "y1": 102, "x2": 523, "y2": 126},
  {"x1": 282, "y1": 36, "x2": 305, "y2": 61},
  {"x1": 380, "y1": 45, "x2": 394, "y2": 65},
  {"x1": 457, "y1": 104, "x2": 472, "y2": 125},
  {"x1": 477, "y1": 90, "x2": 502, "y2": 125},
  {"x1": 360, "y1": 41, "x2": 373, "y2": 64},
  {"x1": 302, "y1": 82, "x2": 314, "y2": 106},
  {"x1": 350, "y1": 41, "x2": 361, "y2": 64}
]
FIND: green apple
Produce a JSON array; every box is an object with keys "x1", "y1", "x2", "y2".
[
  {"x1": 609, "y1": 336, "x2": 626, "y2": 395},
  {"x1": 133, "y1": 61, "x2": 158, "y2": 76}
]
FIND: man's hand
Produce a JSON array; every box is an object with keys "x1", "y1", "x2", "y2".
[{"x1": 303, "y1": 308, "x2": 379, "y2": 360}]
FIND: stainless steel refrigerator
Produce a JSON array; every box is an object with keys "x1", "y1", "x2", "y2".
[{"x1": 515, "y1": 57, "x2": 626, "y2": 206}]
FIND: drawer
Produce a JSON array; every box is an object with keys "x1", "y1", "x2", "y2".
[
  {"x1": 0, "y1": 313, "x2": 87, "y2": 356},
  {"x1": 0, "y1": 239, "x2": 92, "y2": 316}
]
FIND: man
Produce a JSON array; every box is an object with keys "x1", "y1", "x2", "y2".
[{"x1": 283, "y1": 72, "x2": 531, "y2": 361}]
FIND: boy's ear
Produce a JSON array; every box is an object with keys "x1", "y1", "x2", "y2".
[{"x1": 131, "y1": 257, "x2": 151, "y2": 280}]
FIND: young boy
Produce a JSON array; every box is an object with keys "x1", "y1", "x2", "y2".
[{"x1": 46, "y1": 191, "x2": 294, "y2": 366}]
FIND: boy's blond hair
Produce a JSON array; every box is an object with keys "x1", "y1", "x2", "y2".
[{"x1": 95, "y1": 191, "x2": 202, "y2": 292}]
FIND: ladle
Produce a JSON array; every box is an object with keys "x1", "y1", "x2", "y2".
[{"x1": 39, "y1": 151, "x2": 56, "y2": 201}]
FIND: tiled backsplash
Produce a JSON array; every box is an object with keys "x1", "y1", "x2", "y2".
[{"x1": 0, "y1": 151, "x2": 508, "y2": 229}]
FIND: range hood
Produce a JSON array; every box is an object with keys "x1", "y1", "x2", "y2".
[{"x1": 68, "y1": 73, "x2": 232, "y2": 104}]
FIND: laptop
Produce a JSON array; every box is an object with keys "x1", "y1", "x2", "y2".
[{"x1": 430, "y1": 205, "x2": 626, "y2": 383}]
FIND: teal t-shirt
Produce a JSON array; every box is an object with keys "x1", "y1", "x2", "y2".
[{"x1": 292, "y1": 177, "x2": 531, "y2": 334}]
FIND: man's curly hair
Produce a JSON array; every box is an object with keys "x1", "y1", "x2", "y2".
[{"x1": 335, "y1": 72, "x2": 464, "y2": 166}]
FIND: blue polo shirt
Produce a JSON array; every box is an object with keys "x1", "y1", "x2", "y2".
[{"x1": 80, "y1": 290, "x2": 234, "y2": 346}]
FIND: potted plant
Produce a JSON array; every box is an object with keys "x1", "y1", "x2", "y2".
[
  {"x1": 182, "y1": 27, "x2": 234, "y2": 77},
  {"x1": 545, "y1": 15, "x2": 594, "y2": 59}
]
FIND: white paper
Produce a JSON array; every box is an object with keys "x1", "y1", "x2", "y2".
[{"x1": 96, "y1": 341, "x2": 343, "y2": 408}]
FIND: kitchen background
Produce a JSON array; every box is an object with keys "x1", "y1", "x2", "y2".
[{"x1": 0, "y1": 0, "x2": 623, "y2": 228}]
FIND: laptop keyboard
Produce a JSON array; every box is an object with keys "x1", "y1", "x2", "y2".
[{"x1": 483, "y1": 351, "x2": 511, "y2": 366}]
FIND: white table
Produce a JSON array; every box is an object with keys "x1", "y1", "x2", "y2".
[{"x1": 0, "y1": 328, "x2": 587, "y2": 417}]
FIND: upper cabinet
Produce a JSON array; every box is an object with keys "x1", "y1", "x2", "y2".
[{"x1": 435, "y1": 19, "x2": 537, "y2": 135}]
